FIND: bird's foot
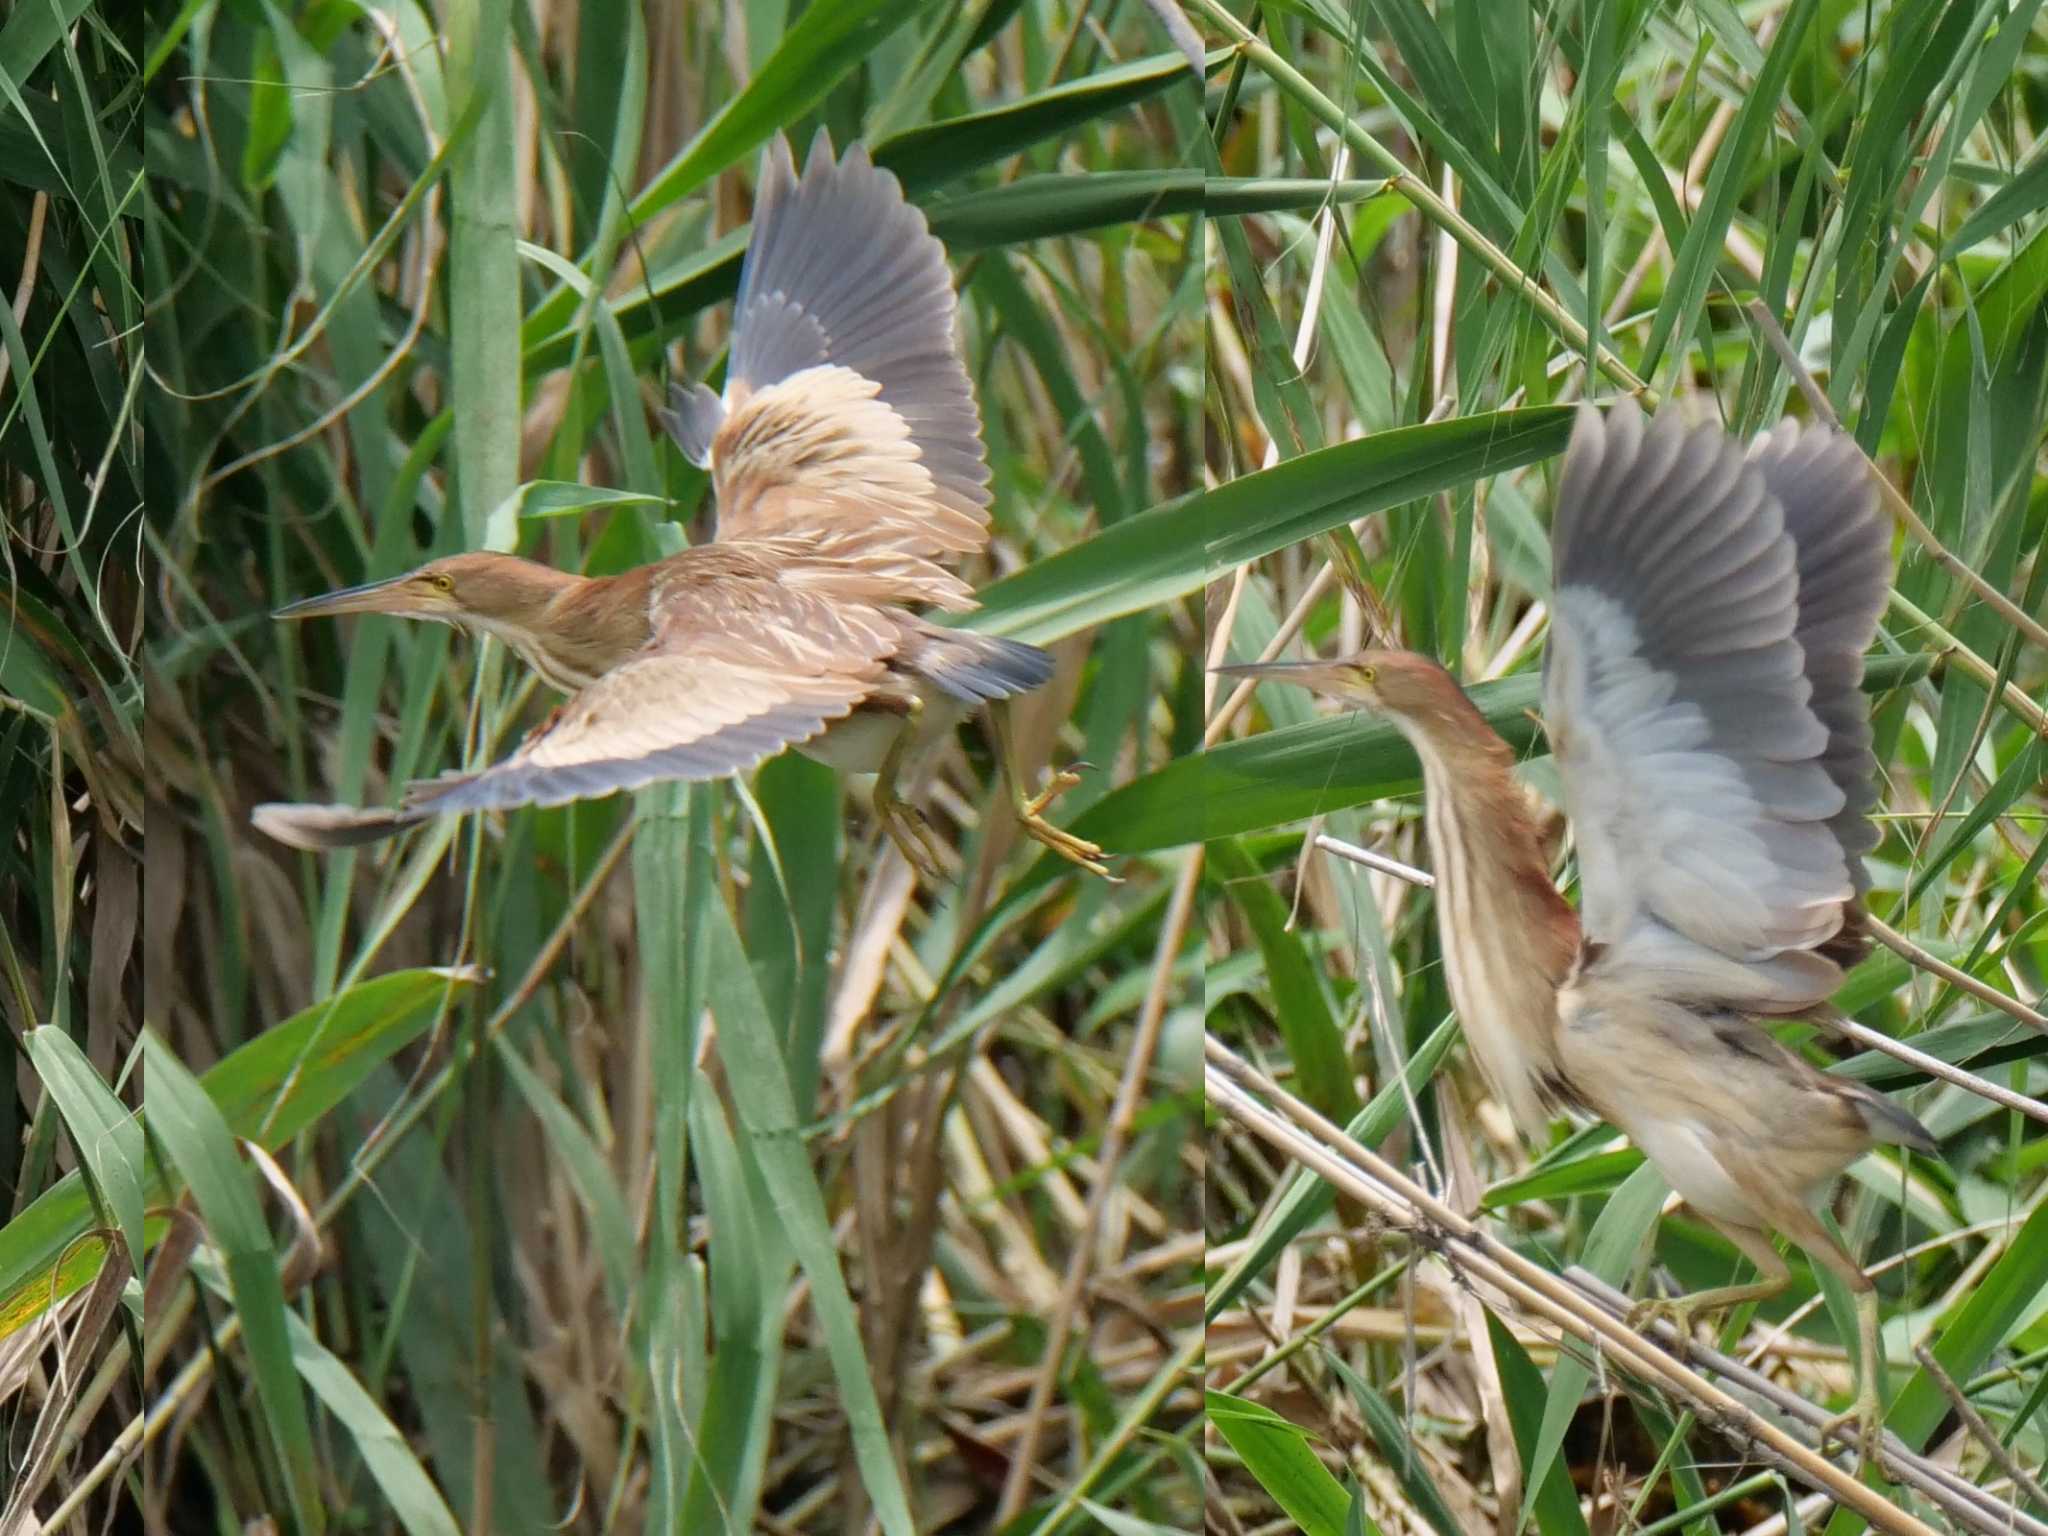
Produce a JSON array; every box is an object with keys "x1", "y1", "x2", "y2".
[
  {"x1": 1626, "y1": 1295, "x2": 1704, "y2": 1351},
  {"x1": 1015, "y1": 764, "x2": 1113, "y2": 879},
  {"x1": 876, "y1": 795, "x2": 950, "y2": 882},
  {"x1": 1817, "y1": 1386, "x2": 1887, "y2": 1478}
]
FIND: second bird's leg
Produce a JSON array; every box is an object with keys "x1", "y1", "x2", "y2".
[
  {"x1": 1628, "y1": 1220, "x2": 1790, "y2": 1349},
  {"x1": 873, "y1": 705, "x2": 950, "y2": 880},
  {"x1": 990, "y1": 701, "x2": 1110, "y2": 877},
  {"x1": 1814, "y1": 1275, "x2": 1890, "y2": 1476},
  {"x1": 1765, "y1": 1208, "x2": 1892, "y2": 1476}
]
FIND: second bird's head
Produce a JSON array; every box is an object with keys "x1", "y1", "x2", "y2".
[{"x1": 1213, "y1": 649, "x2": 1462, "y2": 720}]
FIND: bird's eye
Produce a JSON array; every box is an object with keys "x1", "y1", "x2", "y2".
[
  {"x1": 430, "y1": 574, "x2": 455, "y2": 593},
  {"x1": 1357, "y1": 665, "x2": 1377, "y2": 684}
]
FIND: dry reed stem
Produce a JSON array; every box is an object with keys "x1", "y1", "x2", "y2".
[
  {"x1": 1206, "y1": 1036, "x2": 1952, "y2": 1536},
  {"x1": 995, "y1": 848, "x2": 1203, "y2": 1520}
]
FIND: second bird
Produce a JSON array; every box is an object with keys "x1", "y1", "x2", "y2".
[
  {"x1": 1220, "y1": 401, "x2": 1932, "y2": 1469},
  {"x1": 256, "y1": 134, "x2": 1105, "y2": 879}
]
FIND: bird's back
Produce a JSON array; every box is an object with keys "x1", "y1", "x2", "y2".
[{"x1": 1555, "y1": 978, "x2": 1921, "y2": 1217}]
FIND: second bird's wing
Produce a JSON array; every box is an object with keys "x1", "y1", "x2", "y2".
[
  {"x1": 1542, "y1": 401, "x2": 1883, "y2": 1010},
  {"x1": 663, "y1": 134, "x2": 993, "y2": 610},
  {"x1": 1745, "y1": 419, "x2": 1892, "y2": 960}
]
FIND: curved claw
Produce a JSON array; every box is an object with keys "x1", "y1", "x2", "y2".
[
  {"x1": 1015, "y1": 764, "x2": 1115, "y2": 880},
  {"x1": 1625, "y1": 1296, "x2": 1702, "y2": 1347},
  {"x1": 1019, "y1": 814, "x2": 1114, "y2": 880},
  {"x1": 1021, "y1": 767, "x2": 1084, "y2": 818},
  {"x1": 876, "y1": 790, "x2": 950, "y2": 881}
]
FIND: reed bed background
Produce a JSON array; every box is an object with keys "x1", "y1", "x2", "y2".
[
  {"x1": 0, "y1": 3, "x2": 147, "y2": 1533},
  {"x1": 3, "y1": 1, "x2": 2047, "y2": 1534},
  {"x1": 1196, "y1": 1, "x2": 2048, "y2": 1532}
]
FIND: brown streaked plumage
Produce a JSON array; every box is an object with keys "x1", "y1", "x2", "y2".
[
  {"x1": 254, "y1": 134, "x2": 1106, "y2": 879},
  {"x1": 1220, "y1": 402, "x2": 1933, "y2": 1472}
]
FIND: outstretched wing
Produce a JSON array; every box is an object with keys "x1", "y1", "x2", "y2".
[
  {"x1": 1543, "y1": 402, "x2": 1882, "y2": 1010},
  {"x1": 659, "y1": 133, "x2": 992, "y2": 609},
  {"x1": 253, "y1": 580, "x2": 897, "y2": 849},
  {"x1": 1745, "y1": 419, "x2": 1890, "y2": 949}
]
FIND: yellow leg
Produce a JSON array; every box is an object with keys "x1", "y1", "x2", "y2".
[
  {"x1": 1767, "y1": 1208, "x2": 1893, "y2": 1478},
  {"x1": 1628, "y1": 1220, "x2": 1789, "y2": 1347},
  {"x1": 873, "y1": 705, "x2": 950, "y2": 880},
  {"x1": 1817, "y1": 1286, "x2": 1888, "y2": 1475},
  {"x1": 991, "y1": 701, "x2": 1112, "y2": 878}
]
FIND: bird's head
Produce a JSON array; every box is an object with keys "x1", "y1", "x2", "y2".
[
  {"x1": 1213, "y1": 649, "x2": 1460, "y2": 717},
  {"x1": 274, "y1": 553, "x2": 575, "y2": 637},
  {"x1": 1215, "y1": 648, "x2": 1508, "y2": 771}
]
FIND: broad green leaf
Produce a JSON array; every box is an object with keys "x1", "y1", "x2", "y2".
[
  {"x1": 522, "y1": 49, "x2": 1206, "y2": 365},
  {"x1": 1061, "y1": 651, "x2": 1934, "y2": 857},
  {"x1": 1207, "y1": 838, "x2": 1358, "y2": 1124},
  {"x1": 1206, "y1": 1390, "x2": 1352, "y2": 1536},
  {"x1": 515, "y1": 480, "x2": 670, "y2": 520},
  {"x1": 967, "y1": 409, "x2": 1576, "y2": 645},
  {"x1": 1519, "y1": 1162, "x2": 1670, "y2": 1534},
  {"x1": 693, "y1": 854, "x2": 915, "y2": 1535},
  {"x1": 144, "y1": 1032, "x2": 324, "y2": 1533},
  {"x1": 22, "y1": 1029, "x2": 142, "y2": 1272},
  {"x1": 282, "y1": 1307, "x2": 464, "y2": 1536},
  {"x1": 631, "y1": 0, "x2": 923, "y2": 219},
  {"x1": 1485, "y1": 1312, "x2": 1592, "y2": 1536},
  {"x1": 1325, "y1": 1353, "x2": 1461, "y2": 1536},
  {"x1": 0, "y1": 969, "x2": 470, "y2": 1340}
]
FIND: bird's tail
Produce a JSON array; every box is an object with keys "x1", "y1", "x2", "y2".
[
  {"x1": 1817, "y1": 900, "x2": 1871, "y2": 970},
  {"x1": 903, "y1": 624, "x2": 1055, "y2": 704},
  {"x1": 1847, "y1": 1083, "x2": 1940, "y2": 1156}
]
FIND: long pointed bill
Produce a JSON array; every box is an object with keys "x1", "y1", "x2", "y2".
[
  {"x1": 1210, "y1": 659, "x2": 1360, "y2": 696},
  {"x1": 273, "y1": 573, "x2": 423, "y2": 620}
]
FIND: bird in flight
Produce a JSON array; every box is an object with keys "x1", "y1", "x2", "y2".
[
  {"x1": 1220, "y1": 401, "x2": 1929, "y2": 1469},
  {"x1": 255, "y1": 134, "x2": 1106, "y2": 880}
]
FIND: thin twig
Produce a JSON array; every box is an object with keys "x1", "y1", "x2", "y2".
[
  {"x1": 1817, "y1": 1009, "x2": 2048, "y2": 1127},
  {"x1": 1868, "y1": 915, "x2": 2048, "y2": 1036},
  {"x1": 1913, "y1": 1342, "x2": 2048, "y2": 1512},
  {"x1": 1191, "y1": 0, "x2": 1652, "y2": 402},
  {"x1": 1314, "y1": 834, "x2": 1435, "y2": 887},
  {"x1": 1568, "y1": 1270, "x2": 2039, "y2": 1536},
  {"x1": 1748, "y1": 297, "x2": 2048, "y2": 662},
  {"x1": 1887, "y1": 588, "x2": 2048, "y2": 740}
]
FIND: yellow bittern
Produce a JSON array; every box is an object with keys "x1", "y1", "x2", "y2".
[
  {"x1": 254, "y1": 134, "x2": 1105, "y2": 879},
  {"x1": 1221, "y1": 402, "x2": 1932, "y2": 1466}
]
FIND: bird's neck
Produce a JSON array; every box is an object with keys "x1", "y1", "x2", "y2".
[
  {"x1": 482, "y1": 566, "x2": 653, "y2": 694},
  {"x1": 1397, "y1": 696, "x2": 1581, "y2": 1137}
]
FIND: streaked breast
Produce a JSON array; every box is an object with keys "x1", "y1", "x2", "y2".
[{"x1": 1418, "y1": 756, "x2": 1568, "y2": 1137}]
